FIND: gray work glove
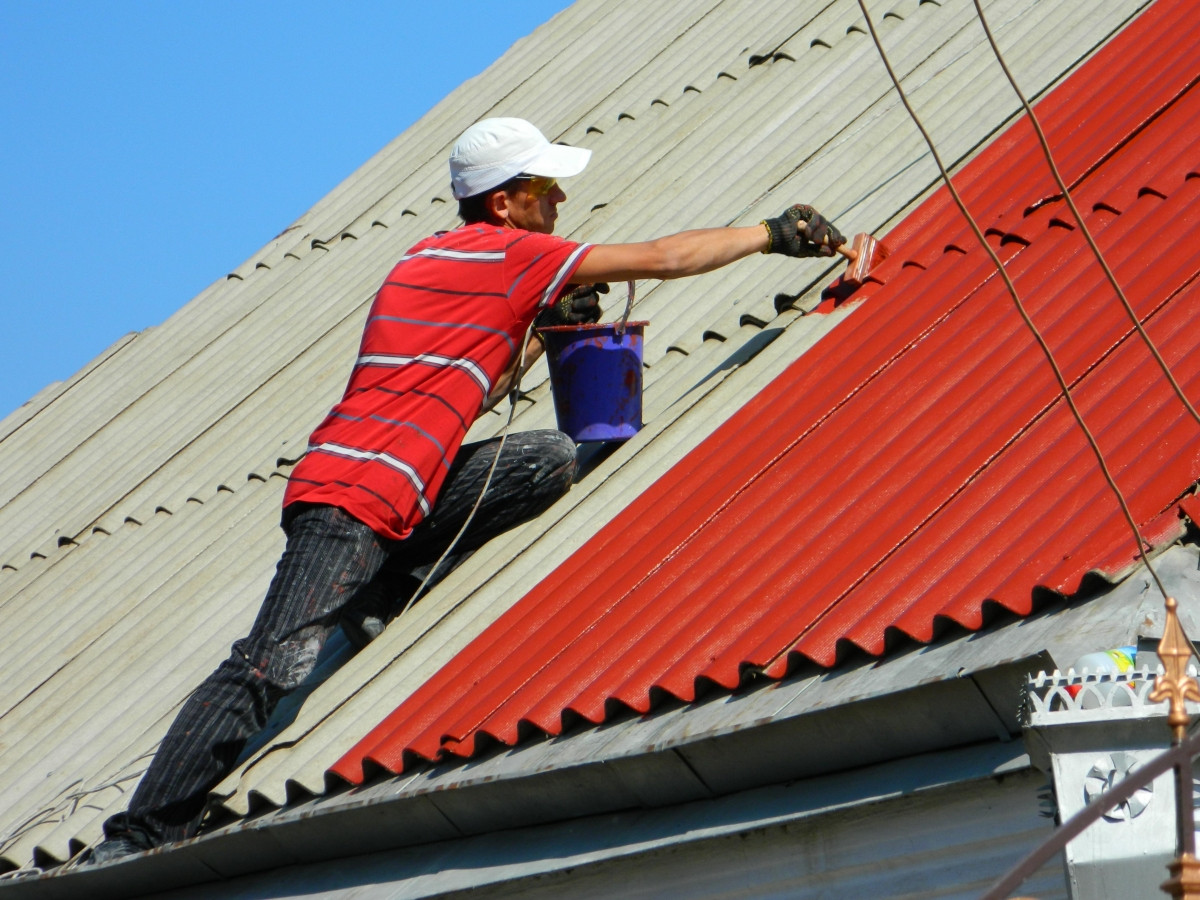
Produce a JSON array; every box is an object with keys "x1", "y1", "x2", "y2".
[
  {"x1": 535, "y1": 282, "x2": 609, "y2": 328},
  {"x1": 761, "y1": 205, "x2": 845, "y2": 257}
]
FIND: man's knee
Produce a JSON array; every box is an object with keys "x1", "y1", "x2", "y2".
[
  {"x1": 539, "y1": 429, "x2": 577, "y2": 477},
  {"x1": 261, "y1": 629, "x2": 326, "y2": 692},
  {"x1": 522, "y1": 430, "x2": 577, "y2": 494}
]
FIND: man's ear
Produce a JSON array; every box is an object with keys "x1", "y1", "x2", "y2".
[{"x1": 485, "y1": 189, "x2": 512, "y2": 226}]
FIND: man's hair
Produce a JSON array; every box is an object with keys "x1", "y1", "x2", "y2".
[
  {"x1": 456, "y1": 177, "x2": 522, "y2": 224},
  {"x1": 457, "y1": 191, "x2": 493, "y2": 224}
]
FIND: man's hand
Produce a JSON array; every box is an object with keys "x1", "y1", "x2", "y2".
[
  {"x1": 535, "y1": 282, "x2": 609, "y2": 328},
  {"x1": 761, "y1": 205, "x2": 845, "y2": 258}
]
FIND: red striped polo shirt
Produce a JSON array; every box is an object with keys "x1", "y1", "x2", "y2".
[{"x1": 283, "y1": 224, "x2": 591, "y2": 540}]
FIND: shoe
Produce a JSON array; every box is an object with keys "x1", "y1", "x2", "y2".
[
  {"x1": 339, "y1": 574, "x2": 425, "y2": 650},
  {"x1": 340, "y1": 609, "x2": 388, "y2": 650},
  {"x1": 79, "y1": 833, "x2": 148, "y2": 866}
]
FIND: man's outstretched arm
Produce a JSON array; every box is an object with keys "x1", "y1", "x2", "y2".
[
  {"x1": 573, "y1": 225, "x2": 768, "y2": 283},
  {"x1": 572, "y1": 206, "x2": 844, "y2": 284}
]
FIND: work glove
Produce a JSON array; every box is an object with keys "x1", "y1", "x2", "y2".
[
  {"x1": 761, "y1": 205, "x2": 845, "y2": 257},
  {"x1": 535, "y1": 282, "x2": 609, "y2": 328}
]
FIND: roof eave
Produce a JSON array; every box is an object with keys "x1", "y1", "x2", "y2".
[{"x1": 30, "y1": 541, "x2": 1200, "y2": 898}]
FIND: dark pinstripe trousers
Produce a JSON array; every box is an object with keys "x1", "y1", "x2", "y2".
[{"x1": 104, "y1": 430, "x2": 576, "y2": 847}]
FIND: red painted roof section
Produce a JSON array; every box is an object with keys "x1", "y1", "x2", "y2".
[{"x1": 332, "y1": 0, "x2": 1200, "y2": 785}]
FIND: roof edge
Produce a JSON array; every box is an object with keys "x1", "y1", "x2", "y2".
[{"x1": 18, "y1": 740, "x2": 1032, "y2": 900}]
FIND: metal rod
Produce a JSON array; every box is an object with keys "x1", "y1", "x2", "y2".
[
  {"x1": 979, "y1": 733, "x2": 1200, "y2": 900},
  {"x1": 1175, "y1": 750, "x2": 1196, "y2": 859},
  {"x1": 615, "y1": 280, "x2": 635, "y2": 336}
]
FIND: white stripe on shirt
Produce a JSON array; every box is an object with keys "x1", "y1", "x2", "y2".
[
  {"x1": 357, "y1": 352, "x2": 492, "y2": 395},
  {"x1": 308, "y1": 442, "x2": 433, "y2": 516},
  {"x1": 537, "y1": 243, "x2": 593, "y2": 309},
  {"x1": 400, "y1": 247, "x2": 507, "y2": 263}
]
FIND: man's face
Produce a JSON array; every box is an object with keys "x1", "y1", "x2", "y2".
[{"x1": 499, "y1": 176, "x2": 567, "y2": 234}]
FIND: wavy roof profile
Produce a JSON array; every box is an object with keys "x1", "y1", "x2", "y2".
[
  {"x1": 333, "y1": 0, "x2": 1200, "y2": 780},
  {"x1": 0, "y1": 0, "x2": 1174, "y2": 881}
]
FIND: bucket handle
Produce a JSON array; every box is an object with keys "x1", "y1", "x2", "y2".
[{"x1": 615, "y1": 280, "x2": 635, "y2": 335}]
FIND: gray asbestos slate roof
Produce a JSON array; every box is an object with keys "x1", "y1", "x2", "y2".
[{"x1": 0, "y1": 0, "x2": 1153, "y2": 877}]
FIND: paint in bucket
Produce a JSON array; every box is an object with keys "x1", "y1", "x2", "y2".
[{"x1": 539, "y1": 321, "x2": 648, "y2": 442}]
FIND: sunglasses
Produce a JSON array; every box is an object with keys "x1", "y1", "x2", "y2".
[{"x1": 510, "y1": 174, "x2": 559, "y2": 197}]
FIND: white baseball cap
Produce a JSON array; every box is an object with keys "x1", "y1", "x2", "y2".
[{"x1": 449, "y1": 118, "x2": 591, "y2": 199}]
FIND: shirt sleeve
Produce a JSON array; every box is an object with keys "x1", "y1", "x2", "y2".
[{"x1": 504, "y1": 231, "x2": 593, "y2": 319}]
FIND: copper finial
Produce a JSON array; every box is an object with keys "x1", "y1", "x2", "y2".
[{"x1": 1150, "y1": 597, "x2": 1200, "y2": 743}]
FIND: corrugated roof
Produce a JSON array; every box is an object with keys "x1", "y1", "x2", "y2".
[
  {"x1": 331, "y1": 0, "x2": 1200, "y2": 782},
  {"x1": 0, "y1": 0, "x2": 1158, "y2": 875},
  {"x1": 217, "y1": 0, "x2": 1153, "y2": 819}
]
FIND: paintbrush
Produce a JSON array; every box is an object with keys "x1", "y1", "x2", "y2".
[{"x1": 834, "y1": 232, "x2": 890, "y2": 287}]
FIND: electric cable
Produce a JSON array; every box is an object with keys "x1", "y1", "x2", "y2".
[
  {"x1": 854, "y1": 0, "x2": 1171, "y2": 600},
  {"x1": 858, "y1": 8, "x2": 1200, "y2": 893},
  {"x1": 971, "y1": 0, "x2": 1200, "y2": 429}
]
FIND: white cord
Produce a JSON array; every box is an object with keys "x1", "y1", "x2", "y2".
[{"x1": 397, "y1": 318, "x2": 539, "y2": 617}]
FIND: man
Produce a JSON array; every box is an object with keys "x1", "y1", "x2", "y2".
[{"x1": 91, "y1": 117, "x2": 843, "y2": 862}]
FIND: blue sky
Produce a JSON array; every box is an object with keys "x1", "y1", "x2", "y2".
[{"x1": 0, "y1": 1, "x2": 574, "y2": 419}]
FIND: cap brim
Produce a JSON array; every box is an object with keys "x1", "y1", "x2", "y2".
[{"x1": 521, "y1": 143, "x2": 591, "y2": 179}]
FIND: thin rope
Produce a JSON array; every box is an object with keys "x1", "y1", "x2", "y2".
[
  {"x1": 971, "y1": 0, "x2": 1200, "y2": 429},
  {"x1": 400, "y1": 276, "x2": 642, "y2": 615},
  {"x1": 855, "y1": 0, "x2": 1170, "y2": 601},
  {"x1": 397, "y1": 317, "x2": 538, "y2": 617}
]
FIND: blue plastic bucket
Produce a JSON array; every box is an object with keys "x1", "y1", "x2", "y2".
[{"x1": 539, "y1": 321, "x2": 648, "y2": 442}]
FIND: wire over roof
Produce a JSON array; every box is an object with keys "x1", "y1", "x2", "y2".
[
  {"x1": 0, "y1": 0, "x2": 1167, "y2": 876},
  {"x1": 333, "y1": 0, "x2": 1200, "y2": 783}
]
